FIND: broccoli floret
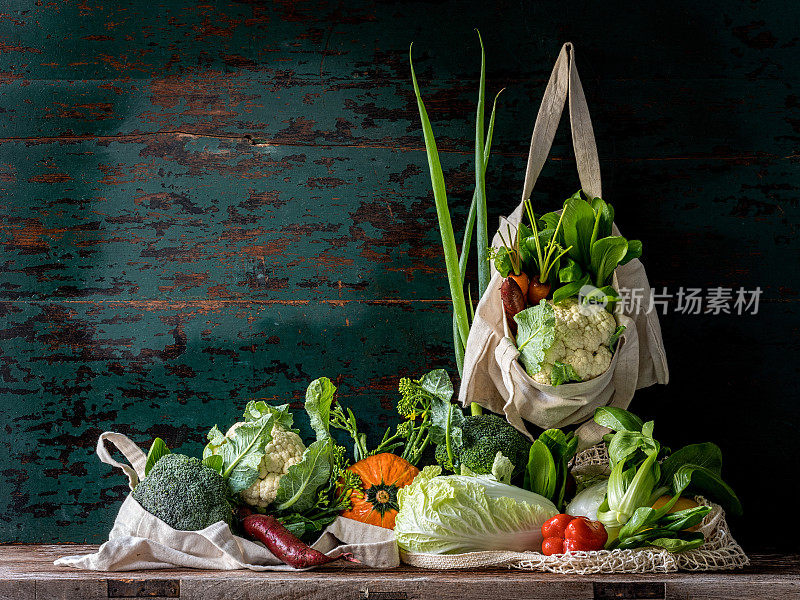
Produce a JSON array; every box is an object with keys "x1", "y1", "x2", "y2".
[
  {"x1": 132, "y1": 453, "x2": 232, "y2": 531},
  {"x1": 435, "y1": 414, "x2": 531, "y2": 477}
]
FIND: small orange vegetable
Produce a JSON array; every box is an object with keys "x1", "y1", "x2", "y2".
[{"x1": 340, "y1": 453, "x2": 419, "y2": 529}]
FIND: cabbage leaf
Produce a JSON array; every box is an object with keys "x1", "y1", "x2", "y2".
[{"x1": 394, "y1": 466, "x2": 557, "y2": 554}]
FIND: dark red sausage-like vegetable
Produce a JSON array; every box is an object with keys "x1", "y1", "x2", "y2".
[
  {"x1": 242, "y1": 514, "x2": 357, "y2": 569},
  {"x1": 501, "y1": 276, "x2": 526, "y2": 335}
]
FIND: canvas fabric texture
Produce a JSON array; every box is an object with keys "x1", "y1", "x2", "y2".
[{"x1": 55, "y1": 432, "x2": 399, "y2": 572}]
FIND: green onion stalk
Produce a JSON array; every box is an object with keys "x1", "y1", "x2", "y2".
[{"x1": 410, "y1": 31, "x2": 501, "y2": 416}]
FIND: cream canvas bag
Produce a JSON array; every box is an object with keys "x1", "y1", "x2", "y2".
[
  {"x1": 459, "y1": 43, "x2": 669, "y2": 448},
  {"x1": 55, "y1": 432, "x2": 399, "y2": 571}
]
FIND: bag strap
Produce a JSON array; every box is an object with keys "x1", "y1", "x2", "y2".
[
  {"x1": 96, "y1": 432, "x2": 147, "y2": 490},
  {"x1": 520, "y1": 42, "x2": 602, "y2": 204}
]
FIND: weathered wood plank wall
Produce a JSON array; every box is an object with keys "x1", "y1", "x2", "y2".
[{"x1": 0, "y1": 0, "x2": 797, "y2": 551}]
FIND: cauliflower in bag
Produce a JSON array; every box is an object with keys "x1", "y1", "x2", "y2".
[{"x1": 514, "y1": 298, "x2": 622, "y2": 386}]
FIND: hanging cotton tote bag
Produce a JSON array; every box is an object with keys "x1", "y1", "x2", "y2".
[
  {"x1": 55, "y1": 432, "x2": 399, "y2": 571},
  {"x1": 458, "y1": 43, "x2": 669, "y2": 448}
]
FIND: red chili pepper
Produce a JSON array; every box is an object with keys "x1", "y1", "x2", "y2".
[{"x1": 540, "y1": 514, "x2": 608, "y2": 555}]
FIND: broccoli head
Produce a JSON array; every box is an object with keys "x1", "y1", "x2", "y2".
[
  {"x1": 435, "y1": 414, "x2": 531, "y2": 477},
  {"x1": 132, "y1": 453, "x2": 232, "y2": 531}
]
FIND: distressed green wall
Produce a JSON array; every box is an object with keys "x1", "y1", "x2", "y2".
[{"x1": 0, "y1": 0, "x2": 797, "y2": 551}]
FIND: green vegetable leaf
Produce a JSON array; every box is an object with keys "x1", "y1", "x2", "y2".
[
  {"x1": 418, "y1": 369, "x2": 454, "y2": 404},
  {"x1": 514, "y1": 301, "x2": 556, "y2": 376},
  {"x1": 202, "y1": 454, "x2": 224, "y2": 475},
  {"x1": 672, "y1": 464, "x2": 742, "y2": 516},
  {"x1": 620, "y1": 240, "x2": 643, "y2": 265},
  {"x1": 590, "y1": 197, "x2": 615, "y2": 240},
  {"x1": 594, "y1": 407, "x2": 644, "y2": 433},
  {"x1": 552, "y1": 273, "x2": 590, "y2": 304},
  {"x1": 590, "y1": 236, "x2": 629, "y2": 288},
  {"x1": 305, "y1": 377, "x2": 337, "y2": 441},
  {"x1": 660, "y1": 443, "x2": 723, "y2": 481},
  {"x1": 144, "y1": 438, "x2": 170, "y2": 477},
  {"x1": 491, "y1": 247, "x2": 513, "y2": 277},
  {"x1": 607, "y1": 430, "x2": 659, "y2": 467},
  {"x1": 491, "y1": 451, "x2": 514, "y2": 485},
  {"x1": 561, "y1": 194, "x2": 596, "y2": 266},
  {"x1": 608, "y1": 325, "x2": 626, "y2": 352},
  {"x1": 243, "y1": 400, "x2": 294, "y2": 431},
  {"x1": 275, "y1": 439, "x2": 334, "y2": 513},
  {"x1": 525, "y1": 440, "x2": 557, "y2": 501},
  {"x1": 558, "y1": 257, "x2": 583, "y2": 283},
  {"x1": 430, "y1": 396, "x2": 465, "y2": 471},
  {"x1": 660, "y1": 506, "x2": 712, "y2": 532},
  {"x1": 409, "y1": 45, "x2": 470, "y2": 374},
  {"x1": 204, "y1": 411, "x2": 279, "y2": 494},
  {"x1": 550, "y1": 361, "x2": 581, "y2": 386},
  {"x1": 647, "y1": 533, "x2": 706, "y2": 553}
]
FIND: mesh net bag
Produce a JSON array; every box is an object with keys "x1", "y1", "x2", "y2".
[{"x1": 400, "y1": 446, "x2": 748, "y2": 573}]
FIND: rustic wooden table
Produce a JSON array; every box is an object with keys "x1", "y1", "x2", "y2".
[{"x1": 1, "y1": 546, "x2": 797, "y2": 600}]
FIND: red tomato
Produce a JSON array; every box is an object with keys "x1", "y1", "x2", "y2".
[
  {"x1": 541, "y1": 514, "x2": 573, "y2": 540},
  {"x1": 541, "y1": 537, "x2": 565, "y2": 556},
  {"x1": 564, "y1": 516, "x2": 608, "y2": 551}
]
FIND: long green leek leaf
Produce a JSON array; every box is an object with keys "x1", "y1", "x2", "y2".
[
  {"x1": 453, "y1": 88, "x2": 503, "y2": 359},
  {"x1": 474, "y1": 30, "x2": 489, "y2": 297},
  {"x1": 458, "y1": 88, "x2": 503, "y2": 287},
  {"x1": 410, "y1": 45, "x2": 471, "y2": 355}
]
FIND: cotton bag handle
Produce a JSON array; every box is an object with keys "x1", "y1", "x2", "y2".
[
  {"x1": 520, "y1": 42, "x2": 602, "y2": 204},
  {"x1": 96, "y1": 432, "x2": 147, "y2": 489}
]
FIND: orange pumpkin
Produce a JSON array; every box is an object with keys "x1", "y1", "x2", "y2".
[{"x1": 340, "y1": 453, "x2": 419, "y2": 529}]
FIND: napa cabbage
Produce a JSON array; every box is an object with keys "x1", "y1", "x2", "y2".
[{"x1": 394, "y1": 466, "x2": 557, "y2": 554}]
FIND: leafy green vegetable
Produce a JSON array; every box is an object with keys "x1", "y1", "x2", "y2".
[
  {"x1": 672, "y1": 464, "x2": 742, "y2": 517},
  {"x1": 608, "y1": 325, "x2": 626, "y2": 351},
  {"x1": 514, "y1": 300, "x2": 556, "y2": 375},
  {"x1": 274, "y1": 439, "x2": 334, "y2": 513},
  {"x1": 304, "y1": 377, "x2": 336, "y2": 441},
  {"x1": 590, "y1": 236, "x2": 629, "y2": 288},
  {"x1": 473, "y1": 30, "x2": 489, "y2": 298},
  {"x1": 552, "y1": 274, "x2": 590, "y2": 304},
  {"x1": 525, "y1": 440, "x2": 556, "y2": 501},
  {"x1": 524, "y1": 429, "x2": 579, "y2": 510},
  {"x1": 594, "y1": 407, "x2": 742, "y2": 552},
  {"x1": 561, "y1": 193, "x2": 597, "y2": 267},
  {"x1": 429, "y1": 392, "x2": 465, "y2": 471},
  {"x1": 394, "y1": 466, "x2": 558, "y2": 554},
  {"x1": 558, "y1": 257, "x2": 583, "y2": 283},
  {"x1": 145, "y1": 438, "x2": 170, "y2": 477},
  {"x1": 203, "y1": 403, "x2": 291, "y2": 494},
  {"x1": 594, "y1": 407, "x2": 644, "y2": 433},
  {"x1": 620, "y1": 239, "x2": 643, "y2": 265},
  {"x1": 201, "y1": 454, "x2": 223, "y2": 474},
  {"x1": 491, "y1": 451, "x2": 514, "y2": 485},
  {"x1": 409, "y1": 46, "x2": 470, "y2": 373},
  {"x1": 551, "y1": 361, "x2": 581, "y2": 386}
]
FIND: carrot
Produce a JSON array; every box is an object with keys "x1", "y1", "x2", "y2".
[
  {"x1": 509, "y1": 271, "x2": 529, "y2": 299},
  {"x1": 501, "y1": 277, "x2": 526, "y2": 335},
  {"x1": 243, "y1": 514, "x2": 358, "y2": 569},
  {"x1": 527, "y1": 275, "x2": 551, "y2": 305}
]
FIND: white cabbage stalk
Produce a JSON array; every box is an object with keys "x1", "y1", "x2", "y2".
[
  {"x1": 566, "y1": 479, "x2": 608, "y2": 521},
  {"x1": 394, "y1": 466, "x2": 557, "y2": 554}
]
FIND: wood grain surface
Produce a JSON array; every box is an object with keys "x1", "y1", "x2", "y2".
[
  {"x1": 0, "y1": 0, "x2": 798, "y2": 552},
  {"x1": 0, "y1": 546, "x2": 798, "y2": 600}
]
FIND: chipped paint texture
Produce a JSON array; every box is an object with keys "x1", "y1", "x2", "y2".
[{"x1": 0, "y1": 1, "x2": 798, "y2": 550}]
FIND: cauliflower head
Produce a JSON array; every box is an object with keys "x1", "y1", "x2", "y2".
[
  {"x1": 218, "y1": 422, "x2": 306, "y2": 508},
  {"x1": 532, "y1": 298, "x2": 617, "y2": 385}
]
